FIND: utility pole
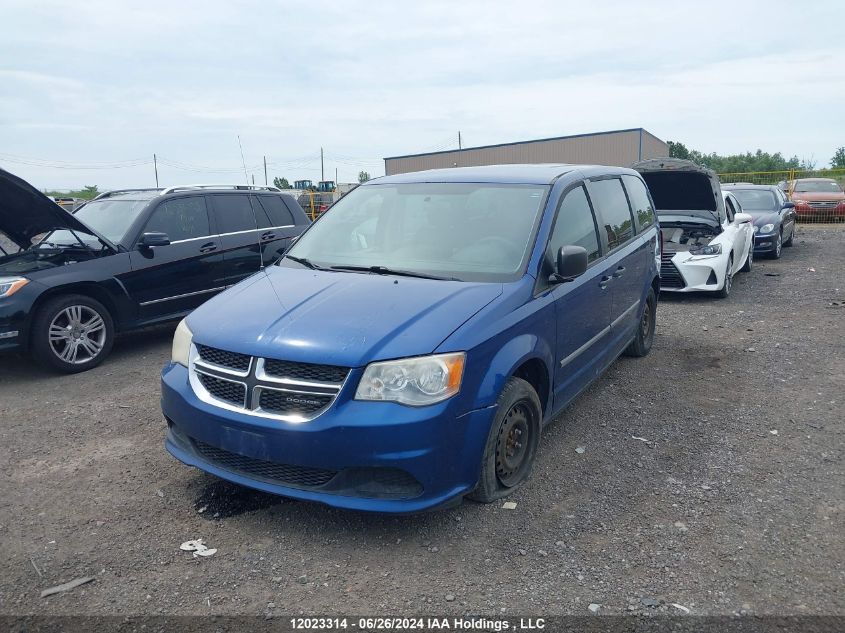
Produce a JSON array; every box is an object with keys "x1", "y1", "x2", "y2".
[
  {"x1": 263, "y1": 156, "x2": 268, "y2": 185},
  {"x1": 153, "y1": 153, "x2": 159, "y2": 187},
  {"x1": 320, "y1": 147, "x2": 325, "y2": 182},
  {"x1": 458, "y1": 131, "x2": 462, "y2": 150},
  {"x1": 335, "y1": 167, "x2": 338, "y2": 184}
]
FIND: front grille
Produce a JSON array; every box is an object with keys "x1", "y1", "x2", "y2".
[
  {"x1": 190, "y1": 345, "x2": 349, "y2": 422},
  {"x1": 263, "y1": 359, "x2": 349, "y2": 384},
  {"x1": 660, "y1": 252, "x2": 686, "y2": 289},
  {"x1": 197, "y1": 344, "x2": 251, "y2": 372},
  {"x1": 807, "y1": 200, "x2": 838, "y2": 208},
  {"x1": 258, "y1": 389, "x2": 334, "y2": 416},
  {"x1": 193, "y1": 439, "x2": 337, "y2": 488},
  {"x1": 197, "y1": 372, "x2": 246, "y2": 406}
]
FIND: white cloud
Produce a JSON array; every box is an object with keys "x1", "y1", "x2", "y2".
[{"x1": 1, "y1": 0, "x2": 843, "y2": 189}]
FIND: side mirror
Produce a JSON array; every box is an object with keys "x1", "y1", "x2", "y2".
[
  {"x1": 782, "y1": 201, "x2": 795, "y2": 210},
  {"x1": 138, "y1": 232, "x2": 171, "y2": 248},
  {"x1": 734, "y1": 213, "x2": 753, "y2": 225},
  {"x1": 550, "y1": 245, "x2": 588, "y2": 283}
]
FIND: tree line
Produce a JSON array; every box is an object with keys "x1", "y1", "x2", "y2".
[{"x1": 667, "y1": 142, "x2": 845, "y2": 173}]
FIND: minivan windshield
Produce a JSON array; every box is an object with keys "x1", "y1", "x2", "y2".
[
  {"x1": 793, "y1": 180, "x2": 843, "y2": 193},
  {"x1": 284, "y1": 182, "x2": 549, "y2": 282}
]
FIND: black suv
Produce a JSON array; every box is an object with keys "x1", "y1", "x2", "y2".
[{"x1": 0, "y1": 168, "x2": 310, "y2": 373}]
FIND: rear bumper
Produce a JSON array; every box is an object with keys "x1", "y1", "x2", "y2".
[{"x1": 161, "y1": 362, "x2": 495, "y2": 513}]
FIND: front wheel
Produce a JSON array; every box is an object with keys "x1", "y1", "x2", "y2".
[
  {"x1": 783, "y1": 224, "x2": 795, "y2": 247},
  {"x1": 469, "y1": 377, "x2": 541, "y2": 503},
  {"x1": 740, "y1": 244, "x2": 753, "y2": 272},
  {"x1": 770, "y1": 231, "x2": 783, "y2": 259},
  {"x1": 31, "y1": 294, "x2": 114, "y2": 373},
  {"x1": 716, "y1": 256, "x2": 733, "y2": 299},
  {"x1": 624, "y1": 288, "x2": 656, "y2": 357}
]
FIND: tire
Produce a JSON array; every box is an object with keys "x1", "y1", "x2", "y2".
[
  {"x1": 624, "y1": 288, "x2": 656, "y2": 357},
  {"x1": 469, "y1": 377, "x2": 542, "y2": 503},
  {"x1": 716, "y1": 256, "x2": 733, "y2": 299},
  {"x1": 770, "y1": 231, "x2": 782, "y2": 259},
  {"x1": 783, "y1": 226, "x2": 794, "y2": 247},
  {"x1": 740, "y1": 244, "x2": 753, "y2": 272},
  {"x1": 31, "y1": 294, "x2": 115, "y2": 373}
]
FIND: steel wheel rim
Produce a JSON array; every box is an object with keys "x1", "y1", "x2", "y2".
[
  {"x1": 49, "y1": 305, "x2": 106, "y2": 364},
  {"x1": 775, "y1": 233, "x2": 782, "y2": 257},
  {"x1": 495, "y1": 402, "x2": 533, "y2": 487},
  {"x1": 641, "y1": 299, "x2": 652, "y2": 339}
]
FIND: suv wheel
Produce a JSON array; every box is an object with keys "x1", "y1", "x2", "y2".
[
  {"x1": 469, "y1": 377, "x2": 541, "y2": 503},
  {"x1": 624, "y1": 288, "x2": 656, "y2": 357},
  {"x1": 31, "y1": 294, "x2": 114, "y2": 373}
]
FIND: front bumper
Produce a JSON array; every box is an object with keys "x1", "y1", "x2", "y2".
[
  {"x1": 753, "y1": 233, "x2": 779, "y2": 253},
  {"x1": 660, "y1": 251, "x2": 727, "y2": 293},
  {"x1": 161, "y1": 362, "x2": 495, "y2": 513}
]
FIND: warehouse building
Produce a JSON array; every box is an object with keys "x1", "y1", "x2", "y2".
[{"x1": 384, "y1": 127, "x2": 668, "y2": 176}]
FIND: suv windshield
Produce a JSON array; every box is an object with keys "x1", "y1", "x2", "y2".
[
  {"x1": 731, "y1": 189, "x2": 776, "y2": 211},
  {"x1": 286, "y1": 182, "x2": 548, "y2": 282},
  {"x1": 71, "y1": 198, "x2": 152, "y2": 243},
  {"x1": 794, "y1": 180, "x2": 843, "y2": 193}
]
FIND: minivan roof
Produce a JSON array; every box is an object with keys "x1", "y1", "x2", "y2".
[{"x1": 371, "y1": 164, "x2": 639, "y2": 186}]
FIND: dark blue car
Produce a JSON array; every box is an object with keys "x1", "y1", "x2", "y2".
[
  {"x1": 162, "y1": 164, "x2": 661, "y2": 512},
  {"x1": 722, "y1": 184, "x2": 796, "y2": 259}
]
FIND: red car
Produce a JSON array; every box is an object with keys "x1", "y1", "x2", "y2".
[{"x1": 784, "y1": 178, "x2": 845, "y2": 221}]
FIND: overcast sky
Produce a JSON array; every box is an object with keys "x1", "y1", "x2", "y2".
[{"x1": 1, "y1": 0, "x2": 843, "y2": 191}]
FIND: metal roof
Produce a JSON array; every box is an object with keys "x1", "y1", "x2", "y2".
[
  {"x1": 384, "y1": 127, "x2": 657, "y2": 161},
  {"x1": 368, "y1": 163, "x2": 638, "y2": 185}
]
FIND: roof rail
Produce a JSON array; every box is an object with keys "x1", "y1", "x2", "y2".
[
  {"x1": 92, "y1": 188, "x2": 163, "y2": 200},
  {"x1": 159, "y1": 184, "x2": 282, "y2": 195}
]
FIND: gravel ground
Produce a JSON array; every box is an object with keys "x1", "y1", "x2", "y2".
[{"x1": 0, "y1": 225, "x2": 842, "y2": 618}]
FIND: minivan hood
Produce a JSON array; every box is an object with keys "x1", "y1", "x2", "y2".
[
  {"x1": 632, "y1": 158, "x2": 724, "y2": 223},
  {"x1": 0, "y1": 167, "x2": 105, "y2": 250},
  {"x1": 187, "y1": 266, "x2": 504, "y2": 367}
]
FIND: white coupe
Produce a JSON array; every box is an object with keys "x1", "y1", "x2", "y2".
[{"x1": 633, "y1": 159, "x2": 754, "y2": 298}]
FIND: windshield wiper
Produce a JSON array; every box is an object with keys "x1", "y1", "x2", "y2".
[
  {"x1": 285, "y1": 254, "x2": 324, "y2": 270},
  {"x1": 329, "y1": 264, "x2": 458, "y2": 281}
]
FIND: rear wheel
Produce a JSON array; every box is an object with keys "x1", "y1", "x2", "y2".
[
  {"x1": 716, "y1": 256, "x2": 733, "y2": 299},
  {"x1": 31, "y1": 294, "x2": 114, "y2": 373},
  {"x1": 469, "y1": 377, "x2": 541, "y2": 503},
  {"x1": 624, "y1": 288, "x2": 656, "y2": 357}
]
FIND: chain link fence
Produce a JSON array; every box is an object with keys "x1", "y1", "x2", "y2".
[{"x1": 718, "y1": 168, "x2": 845, "y2": 222}]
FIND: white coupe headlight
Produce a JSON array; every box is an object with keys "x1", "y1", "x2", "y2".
[
  {"x1": 171, "y1": 319, "x2": 193, "y2": 366},
  {"x1": 759, "y1": 223, "x2": 775, "y2": 234},
  {"x1": 355, "y1": 352, "x2": 465, "y2": 406},
  {"x1": 688, "y1": 243, "x2": 722, "y2": 256},
  {"x1": 0, "y1": 276, "x2": 29, "y2": 298}
]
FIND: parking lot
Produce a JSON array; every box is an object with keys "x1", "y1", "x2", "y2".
[{"x1": 0, "y1": 225, "x2": 842, "y2": 617}]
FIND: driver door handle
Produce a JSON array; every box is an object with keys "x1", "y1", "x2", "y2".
[
  {"x1": 599, "y1": 275, "x2": 612, "y2": 289},
  {"x1": 199, "y1": 241, "x2": 218, "y2": 253}
]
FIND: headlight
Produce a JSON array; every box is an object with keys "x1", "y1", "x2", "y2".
[
  {"x1": 171, "y1": 318, "x2": 193, "y2": 366},
  {"x1": 792, "y1": 199, "x2": 808, "y2": 205},
  {"x1": 759, "y1": 223, "x2": 775, "y2": 234},
  {"x1": 688, "y1": 243, "x2": 722, "y2": 256},
  {"x1": 753, "y1": 226, "x2": 760, "y2": 233},
  {"x1": 0, "y1": 276, "x2": 29, "y2": 298},
  {"x1": 355, "y1": 352, "x2": 465, "y2": 406}
]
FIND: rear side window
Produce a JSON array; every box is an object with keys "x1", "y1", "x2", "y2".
[
  {"x1": 588, "y1": 178, "x2": 635, "y2": 251},
  {"x1": 213, "y1": 195, "x2": 257, "y2": 233},
  {"x1": 144, "y1": 197, "x2": 210, "y2": 242},
  {"x1": 257, "y1": 195, "x2": 295, "y2": 226},
  {"x1": 547, "y1": 185, "x2": 601, "y2": 266},
  {"x1": 621, "y1": 175, "x2": 656, "y2": 231}
]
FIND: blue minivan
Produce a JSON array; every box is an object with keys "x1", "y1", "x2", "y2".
[{"x1": 162, "y1": 164, "x2": 660, "y2": 512}]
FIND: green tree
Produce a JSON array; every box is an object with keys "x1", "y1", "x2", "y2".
[
  {"x1": 667, "y1": 141, "x2": 690, "y2": 160},
  {"x1": 273, "y1": 176, "x2": 291, "y2": 189},
  {"x1": 81, "y1": 185, "x2": 99, "y2": 198},
  {"x1": 358, "y1": 171, "x2": 371, "y2": 183},
  {"x1": 831, "y1": 147, "x2": 845, "y2": 168}
]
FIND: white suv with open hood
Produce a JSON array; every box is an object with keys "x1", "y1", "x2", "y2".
[{"x1": 633, "y1": 158, "x2": 754, "y2": 298}]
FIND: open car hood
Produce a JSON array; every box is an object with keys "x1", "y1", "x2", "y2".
[
  {"x1": 632, "y1": 158, "x2": 724, "y2": 224},
  {"x1": 0, "y1": 167, "x2": 110, "y2": 251}
]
